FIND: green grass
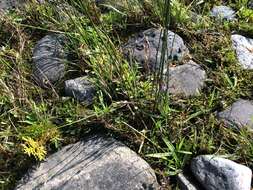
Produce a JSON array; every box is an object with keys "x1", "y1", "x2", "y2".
[{"x1": 0, "y1": 0, "x2": 253, "y2": 189}]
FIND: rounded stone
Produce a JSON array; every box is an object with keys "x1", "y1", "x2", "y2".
[
  {"x1": 15, "y1": 136, "x2": 159, "y2": 190},
  {"x1": 65, "y1": 76, "x2": 96, "y2": 104},
  {"x1": 217, "y1": 99, "x2": 253, "y2": 130},
  {"x1": 210, "y1": 6, "x2": 236, "y2": 21},
  {"x1": 32, "y1": 34, "x2": 67, "y2": 87},
  {"x1": 123, "y1": 28, "x2": 189, "y2": 72},
  {"x1": 166, "y1": 61, "x2": 206, "y2": 97},
  {"x1": 191, "y1": 155, "x2": 252, "y2": 190},
  {"x1": 231, "y1": 34, "x2": 253, "y2": 70}
]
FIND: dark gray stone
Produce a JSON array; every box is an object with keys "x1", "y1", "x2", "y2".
[
  {"x1": 65, "y1": 77, "x2": 96, "y2": 104},
  {"x1": 231, "y1": 34, "x2": 253, "y2": 69},
  {"x1": 15, "y1": 136, "x2": 159, "y2": 190},
  {"x1": 177, "y1": 173, "x2": 200, "y2": 190},
  {"x1": 210, "y1": 6, "x2": 236, "y2": 21},
  {"x1": 218, "y1": 99, "x2": 253, "y2": 130},
  {"x1": 123, "y1": 28, "x2": 189, "y2": 72},
  {"x1": 32, "y1": 34, "x2": 67, "y2": 87},
  {"x1": 248, "y1": 0, "x2": 253, "y2": 9},
  {"x1": 191, "y1": 155, "x2": 252, "y2": 190},
  {"x1": 166, "y1": 61, "x2": 206, "y2": 97}
]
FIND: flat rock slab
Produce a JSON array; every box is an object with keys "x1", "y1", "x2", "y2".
[
  {"x1": 123, "y1": 28, "x2": 189, "y2": 72},
  {"x1": 210, "y1": 6, "x2": 236, "y2": 21},
  {"x1": 65, "y1": 76, "x2": 96, "y2": 104},
  {"x1": 33, "y1": 34, "x2": 67, "y2": 87},
  {"x1": 218, "y1": 99, "x2": 253, "y2": 130},
  {"x1": 15, "y1": 136, "x2": 159, "y2": 190},
  {"x1": 166, "y1": 61, "x2": 206, "y2": 97},
  {"x1": 231, "y1": 34, "x2": 253, "y2": 69},
  {"x1": 191, "y1": 155, "x2": 252, "y2": 190}
]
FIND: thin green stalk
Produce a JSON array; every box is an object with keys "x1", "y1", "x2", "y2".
[{"x1": 153, "y1": 0, "x2": 171, "y2": 111}]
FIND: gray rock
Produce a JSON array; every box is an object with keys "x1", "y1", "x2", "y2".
[
  {"x1": 36, "y1": 1, "x2": 82, "y2": 20},
  {"x1": 123, "y1": 28, "x2": 189, "y2": 72},
  {"x1": 15, "y1": 136, "x2": 159, "y2": 190},
  {"x1": 65, "y1": 77, "x2": 96, "y2": 104},
  {"x1": 49, "y1": 2, "x2": 83, "y2": 21},
  {"x1": 231, "y1": 34, "x2": 253, "y2": 69},
  {"x1": 248, "y1": 0, "x2": 253, "y2": 9},
  {"x1": 33, "y1": 34, "x2": 67, "y2": 87},
  {"x1": 166, "y1": 61, "x2": 206, "y2": 97},
  {"x1": 191, "y1": 155, "x2": 252, "y2": 190},
  {"x1": 0, "y1": 0, "x2": 24, "y2": 10},
  {"x1": 210, "y1": 6, "x2": 236, "y2": 21},
  {"x1": 218, "y1": 99, "x2": 253, "y2": 130},
  {"x1": 177, "y1": 173, "x2": 200, "y2": 190}
]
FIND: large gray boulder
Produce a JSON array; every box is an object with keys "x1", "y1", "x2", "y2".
[
  {"x1": 123, "y1": 28, "x2": 189, "y2": 72},
  {"x1": 210, "y1": 6, "x2": 236, "y2": 21},
  {"x1": 65, "y1": 76, "x2": 96, "y2": 104},
  {"x1": 231, "y1": 34, "x2": 253, "y2": 69},
  {"x1": 33, "y1": 34, "x2": 67, "y2": 87},
  {"x1": 166, "y1": 61, "x2": 206, "y2": 97},
  {"x1": 191, "y1": 155, "x2": 252, "y2": 190},
  {"x1": 218, "y1": 99, "x2": 253, "y2": 130},
  {"x1": 15, "y1": 136, "x2": 159, "y2": 190}
]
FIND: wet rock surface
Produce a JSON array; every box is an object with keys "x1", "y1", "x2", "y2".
[
  {"x1": 65, "y1": 76, "x2": 96, "y2": 104},
  {"x1": 166, "y1": 61, "x2": 206, "y2": 97},
  {"x1": 191, "y1": 155, "x2": 252, "y2": 190},
  {"x1": 210, "y1": 6, "x2": 236, "y2": 21},
  {"x1": 123, "y1": 28, "x2": 189, "y2": 72},
  {"x1": 32, "y1": 34, "x2": 67, "y2": 87},
  {"x1": 218, "y1": 99, "x2": 253, "y2": 130},
  {"x1": 15, "y1": 136, "x2": 159, "y2": 190},
  {"x1": 231, "y1": 34, "x2": 253, "y2": 69}
]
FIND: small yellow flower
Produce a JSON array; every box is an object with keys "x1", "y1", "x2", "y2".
[{"x1": 22, "y1": 137, "x2": 47, "y2": 161}]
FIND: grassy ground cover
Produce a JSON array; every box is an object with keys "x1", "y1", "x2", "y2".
[{"x1": 0, "y1": 0, "x2": 252, "y2": 189}]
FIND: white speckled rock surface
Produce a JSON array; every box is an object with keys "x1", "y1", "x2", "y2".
[
  {"x1": 231, "y1": 34, "x2": 253, "y2": 69},
  {"x1": 191, "y1": 155, "x2": 252, "y2": 190}
]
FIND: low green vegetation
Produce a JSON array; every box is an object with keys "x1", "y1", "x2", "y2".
[{"x1": 0, "y1": 0, "x2": 252, "y2": 189}]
